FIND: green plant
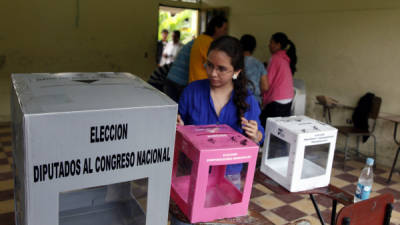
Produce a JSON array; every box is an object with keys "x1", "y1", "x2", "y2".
[{"x1": 158, "y1": 9, "x2": 197, "y2": 44}]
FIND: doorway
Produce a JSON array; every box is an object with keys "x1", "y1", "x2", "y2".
[{"x1": 158, "y1": 6, "x2": 199, "y2": 44}]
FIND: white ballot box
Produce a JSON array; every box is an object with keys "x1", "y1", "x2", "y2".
[{"x1": 260, "y1": 116, "x2": 337, "y2": 192}]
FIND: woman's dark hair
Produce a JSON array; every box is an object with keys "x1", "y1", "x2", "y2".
[
  {"x1": 240, "y1": 34, "x2": 257, "y2": 54},
  {"x1": 271, "y1": 32, "x2": 297, "y2": 74},
  {"x1": 208, "y1": 36, "x2": 250, "y2": 125},
  {"x1": 205, "y1": 15, "x2": 228, "y2": 36}
]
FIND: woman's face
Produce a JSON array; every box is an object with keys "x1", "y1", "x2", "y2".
[
  {"x1": 269, "y1": 39, "x2": 281, "y2": 54},
  {"x1": 206, "y1": 50, "x2": 240, "y2": 88}
]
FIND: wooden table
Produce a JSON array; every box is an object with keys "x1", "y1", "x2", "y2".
[
  {"x1": 379, "y1": 112, "x2": 400, "y2": 183},
  {"x1": 254, "y1": 171, "x2": 353, "y2": 225},
  {"x1": 169, "y1": 198, "x2": 272, "y2": 225},
  {"x1": 315, "y1": 100, "x2": 354, "y2": 124},
  {"x1": 316, "y1": 98, "x2": 400, "y2": 183}
]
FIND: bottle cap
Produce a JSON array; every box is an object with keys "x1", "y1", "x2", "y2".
[{"x1": 366, "y1": 158, "x2": 374, "y2": 166}]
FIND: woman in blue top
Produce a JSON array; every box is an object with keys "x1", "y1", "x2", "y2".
[
  {"x1": 177, "y1": 36, "x2": 265, "y2": 187},
  {"x1": 177, "y1": 35, "x2": 264, "y2": 143}
]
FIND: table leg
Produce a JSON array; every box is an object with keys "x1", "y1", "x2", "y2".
[
  {"x1": 328, "y1": 108, "x2": 332, "y2": 124},
  {"x1": 323, "y1": 107, "x2": 332, "y2": 124},
  {"x1": 388, "y1": 122, "x2": 400, "y2": 183},
  {"x1": 387, "y1": 146, "x2": 400, "y2": 183},
  {"x1": 310, "y1": 194, "x2": 325, "y2": 225},
  {"x1": 331, "y1": 199, "x2": 337, "y2": 225}
]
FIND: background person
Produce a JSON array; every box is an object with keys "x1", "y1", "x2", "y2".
[
  {"x1": 162, "y1": 39, "x2": 194, "y2": 102},
  {"x1": 159, "y1": 30, "x2": 182, "y2": 66},
  {"x1": 260, "y1": 32, "x2": 297, "y2": 128},
  {"x1": 240, "y1": 34, "x2": 267, "y2": 106},
  {"x1": 156, "y1": 29, "x2": 169, "y2": 66},
  {"x1": 188, "y1": 15, "x2": 228, "y2": 83}
]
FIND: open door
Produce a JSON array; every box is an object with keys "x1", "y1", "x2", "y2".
[{"x1": 199, "y1": 7, "x2": 229, "y2": 34}]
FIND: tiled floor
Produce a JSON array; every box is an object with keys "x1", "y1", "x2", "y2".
[
  {"x1": 249, "y1": 159, "x2": 400, "y2": 225},
  {"x1": 0, "y1": 122, "x2": 399, "y2": 225}
]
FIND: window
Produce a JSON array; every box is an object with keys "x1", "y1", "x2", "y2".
[{"x1": 59, "y1": 178, "x2": 148, "y2": 225}]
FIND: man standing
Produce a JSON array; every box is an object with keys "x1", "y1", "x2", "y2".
[
  {"x1": 160, "y1": 30, "x2": 182, "y2": 66},
  {"x1": 156, "y1": 29, "x2": 169, "y2": 66}
]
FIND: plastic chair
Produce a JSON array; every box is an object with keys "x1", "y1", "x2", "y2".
[
  {"x1": 335, "y1": 96, "x2": 381, "y2": 169},
  {"x1": 335, "y1": 193, "x2": 394, "y2": 225}
]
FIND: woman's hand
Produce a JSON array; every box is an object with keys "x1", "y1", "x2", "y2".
[
  {"x1": 241, "y1": 117, "x2": 262, "y2": 144},
  {"x1": 177, "y1": 114, "x2": 184, "y2": 126}
]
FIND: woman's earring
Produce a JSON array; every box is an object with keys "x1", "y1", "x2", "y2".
[{"x1": 232, "y1": 73, "x2": 239, "y2": 80}]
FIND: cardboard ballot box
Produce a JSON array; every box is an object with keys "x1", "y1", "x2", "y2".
[
  {"x1": 171, "y1": 125, "x2": 259, "y2": 223},
  {"x1": 10, "y1": 72, "x2": 178, "y2": 225},
  {"x1": 260, "y1": 116, "x2": 338, "y2": 192}
]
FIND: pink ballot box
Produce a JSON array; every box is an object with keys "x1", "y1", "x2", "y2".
[{"x1": 170, "y1": 124, "x2": 259, "y2": 223}]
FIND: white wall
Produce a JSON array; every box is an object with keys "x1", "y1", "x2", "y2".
[
  {"x1": 203, "y1": 0, "x2": 400, "y2": 169},
  {"x1": 1, "y1": 0, "x2": 400, "y2": 169},
  {"x1": 0, "y1": 0, "x2": 160, "y2": 120}
]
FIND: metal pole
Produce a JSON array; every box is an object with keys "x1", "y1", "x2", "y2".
[{"x1": 310, "y1": 194, "x2": 325, "y2": 225}]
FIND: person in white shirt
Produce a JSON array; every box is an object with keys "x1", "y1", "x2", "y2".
[
  {"x1": 156, "y1": 29, "x2": 169, "y2": 66},
  {"x1": 160, "y1": 30, "x2": 182, "y2": 66}
]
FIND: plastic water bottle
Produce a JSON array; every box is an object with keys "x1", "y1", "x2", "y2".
[{"x1": 354, "y1": 158, "x2": 374, "y2": 203}]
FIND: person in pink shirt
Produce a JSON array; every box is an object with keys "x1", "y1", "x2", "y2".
[{"x1": 260, "y1": 32, "x2": 297, "y2": 128}]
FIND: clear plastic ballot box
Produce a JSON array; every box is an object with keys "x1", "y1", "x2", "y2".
[
  {"x1": 10, "y1": 72, "x2": 178, "y2": 225},
  {"x1": 171, "y1": 125, "x2": 259, "y2": 223},
  {"x1": 260, "y1": 116, "x2": 338, "y2": 192}
]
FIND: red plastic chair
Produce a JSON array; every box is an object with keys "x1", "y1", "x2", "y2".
[{"x1": 335, "y1": 193, "x2": 394, "y2": 225}]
